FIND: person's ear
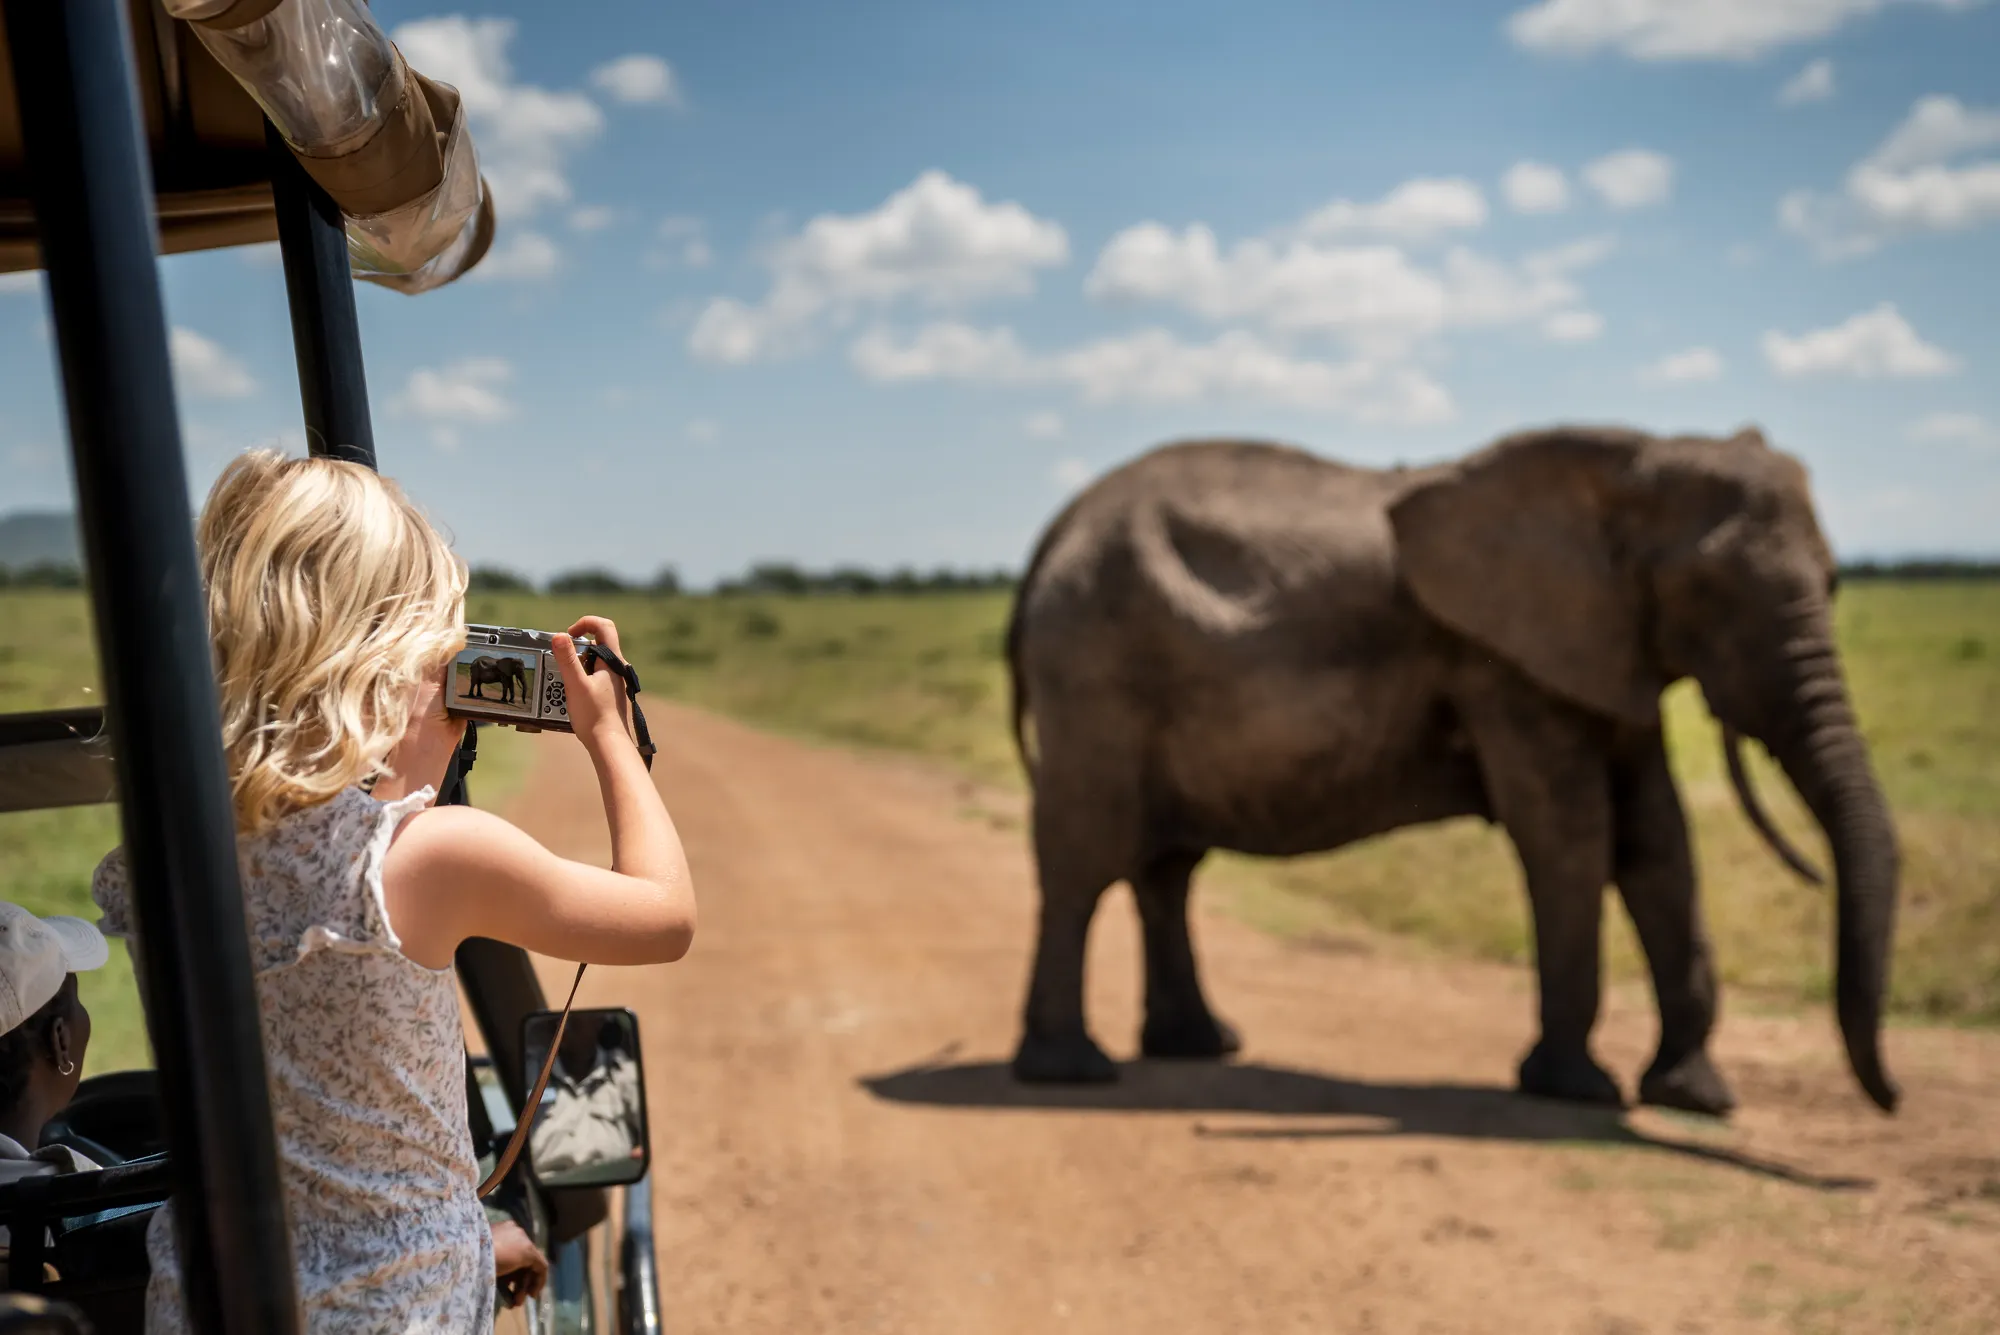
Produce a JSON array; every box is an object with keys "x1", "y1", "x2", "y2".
[{"x1": 49, "y1": 1015, "x2": 74, "y2": 1076}]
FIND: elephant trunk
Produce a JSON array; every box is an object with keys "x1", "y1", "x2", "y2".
[{"x1": 1766, "y1": 597, "x2": 1901, "y2": 1113}]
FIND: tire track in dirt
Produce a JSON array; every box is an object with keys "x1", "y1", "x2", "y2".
[{"x1": 499, "y1": 704, "x2": 2000, "y2": 1334}]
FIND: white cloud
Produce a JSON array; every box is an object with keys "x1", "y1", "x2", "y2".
[
  {"x1": 1502, "y1": 161, "x2": 1571, "y2": 214},
  {"x1": 1291, "y1": 177, "x2": 1489, "y2": 243},
  {"x1": 1085, "y1": 216, "x2": 1613, "y2": 354},
  {"x1": 685, "y1": 418, "x2": 720, "y2": 444},
  {"x1": 1906, "y1": 410, "x2": 1997, "y2": 447},
  {"x1": 1582, "y1": 149, "x2": 1674, "y2": 209},
  {"x1": 391, "y1": 16, "x2": 605, "y2": 220},
  {"x1": 1761, "y1": 304, "x2": 1959, "y2": 379},
  {"x1": 1782, "y1": 95, "x2": 2000, "y2": 257},
  {"x1": 470, "y1": 230, "x2": 562, "y2": 281},
  {"x1": 1779, "y1": 58, "x2": 1836, "y2": 106},
  {"x1": 589, "y1": 54, "x2": 680, "y2": 107},
  {"x1": 688, "y1": 170, "x2": 1069, "y2": 364},
  {"x1": 651, "y1": 216, "x2": 713, "y2": 269},
  {"x1": 569, "y1": 205, "x2": 619, "y2": 233},
  {"x1": 1641, "y1": 345, "x2": 1725, "y2": 383},
  {"x1": 1052, "y1": 459, "x2": 1094, "y2": 490},
  {"x1": 395, "y1": 357, "x2": 516, "y2": 423},
  {"x1": 0, "y1": 271, "x2": 40, "y2": 295},
  {"x1": 169, "y1": 328, "x2": 257, "y2": 400},
  {"x1": 1025, "y1": 410, "x2": 1065, "y2": 439},
  {"x1": 1543, "y1": 309, "x2": 1605, "y2": 341},
  {"x1": 1505, "y1": 0, "x2": 1978, "y2": 62},
  {"x1": 850, "y1": 323, "x2": 1456, "y2": 426}
]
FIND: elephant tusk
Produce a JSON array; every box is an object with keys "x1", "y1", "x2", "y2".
[{"x1": 1722, "y1": 726, "x2": 1826, "y2": 886}]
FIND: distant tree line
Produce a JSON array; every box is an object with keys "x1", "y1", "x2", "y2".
[
  {"x1": 0, "y1": 563, "x2": 84, "y2": 588},
  {"x1": 468, "y1": 561, "x2": 1019, "y2": 597},
  {"x1": 16, "y1": 556, "x2": 1998, "y2": 597},
  {"x1": 1836, "y1": 559, "x2": 2000, "y2": 581}
]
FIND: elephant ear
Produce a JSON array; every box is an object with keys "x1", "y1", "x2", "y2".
[{"x1": 1388, "y1": 429, "x2": 1663, "y2": 728}]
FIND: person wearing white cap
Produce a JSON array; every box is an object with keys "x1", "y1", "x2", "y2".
[{"x1": 0, "y1": 901, "x2": 111, "y2": 1280}]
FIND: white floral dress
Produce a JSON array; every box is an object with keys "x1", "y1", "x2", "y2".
[{"x1": 92, "y1": 785, "x2": 495, "y2": 1334}]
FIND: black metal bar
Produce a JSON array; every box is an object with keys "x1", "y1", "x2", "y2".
[
  {"x1": 619, "y1": 1175, "x2": 661, "y2": 1335},
  {"x1": 267, "y1": 122, "x2": 375, "y2": 467},
  {"x1": 2, "y1": 1, "x2": 302, "y2": 1332}
]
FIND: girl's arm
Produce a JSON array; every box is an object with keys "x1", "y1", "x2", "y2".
[{"x1": 381, "y1": 617, "x2": 695, "y2": 970}]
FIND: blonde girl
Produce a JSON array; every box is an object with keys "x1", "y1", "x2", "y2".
[{"x1": 91, "y1": 450, "x2": 695, "y2": 1334}]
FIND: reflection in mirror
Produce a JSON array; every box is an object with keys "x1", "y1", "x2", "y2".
[{"x1": 519, "y1": 1007, "x2": 649, "y2": 1190}]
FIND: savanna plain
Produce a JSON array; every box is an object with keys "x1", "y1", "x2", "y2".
[{"x1": 3, "y1": 581, "x2": 1996, "y2": 1332}]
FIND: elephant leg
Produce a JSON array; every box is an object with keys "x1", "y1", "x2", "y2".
[
  {"x1": 1134, "y1": 848, "x2": 1239, "y2": 1061},
  {"x1": 1012, "y1": 781, "x2": 1126, "y2": 1085},
  {"x1": 1461, "y1": 685, "x2": 1623, "y2": 1107},
  {"x1": 1611, "y1": 731, "x2": 1732, "y2": 1117}
]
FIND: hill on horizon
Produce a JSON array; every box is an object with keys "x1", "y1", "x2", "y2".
[{"x1": 0, "y1": 511, "x2": 79, "y2": 570}]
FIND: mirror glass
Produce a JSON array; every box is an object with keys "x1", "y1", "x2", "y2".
[{"x1": 518, "y1": 1006, "x2": 649, "y2": 1189}]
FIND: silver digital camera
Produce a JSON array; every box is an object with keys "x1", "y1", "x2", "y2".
[{"x1": 445, "y1": 624, "x2": 580, "y2": 732}]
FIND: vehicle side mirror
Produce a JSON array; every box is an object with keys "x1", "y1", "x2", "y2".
[{"x1": 517, "y1": 1007, "x2": 651, "y2": 1191}]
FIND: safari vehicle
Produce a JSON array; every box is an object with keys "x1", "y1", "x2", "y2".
[{"x1": 0, "y1": 1, "x2": 663, "y2": 1330}]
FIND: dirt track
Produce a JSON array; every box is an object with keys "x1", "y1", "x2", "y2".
[{"x1": 503, "y1": 704, "x2": 2000, "y2": 1334}]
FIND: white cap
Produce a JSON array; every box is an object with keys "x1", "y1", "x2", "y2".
[{"x1": 0, "y1": 904, "x2": 109, "y2": 1038}]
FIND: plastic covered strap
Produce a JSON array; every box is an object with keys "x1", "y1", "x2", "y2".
[{"x1": 170, "y1": 0, "x2": 494, "y2": 293}]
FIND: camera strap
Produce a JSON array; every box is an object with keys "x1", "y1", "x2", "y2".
[
  {"x1": 477, "y1": 960, "x2": 588, "y2": 1199},
  {"x1": 578, "y1": 642, "x2": 656, "y2": 771}
]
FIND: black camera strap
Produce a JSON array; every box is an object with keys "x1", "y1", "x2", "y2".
[{"x1": 577, "y1": 641, "x2": 656, "y2": 771}]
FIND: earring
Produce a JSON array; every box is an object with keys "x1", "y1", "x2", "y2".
[{"x1": 58, "y1": 1058, "x2": 75, "y2": 1076}]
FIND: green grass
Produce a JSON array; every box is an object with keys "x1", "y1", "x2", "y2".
[{"x1": 5, "y1": 582, "x2": 1997, "y2": 1044}]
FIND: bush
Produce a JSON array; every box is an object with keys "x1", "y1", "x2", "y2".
[
  {"x1": 548, "y1": 567, "x2": 631, "y2": 596},
  {"x1": 468, "y1": 565, "x2": 535, "y2": 594},
  {"x1": 2, "y1": 563, "x2": 84, "y2": 589},
  {"x1": 712, "y1": 562, "x2": 1018, "y2": 596},
  {"x1": 648, "y1": 566, "x2": 683, "y2": 596}
]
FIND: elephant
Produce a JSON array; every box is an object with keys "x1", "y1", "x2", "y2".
[
  {"x1": 1003, "y1": 425, "x2": 1900, "y2": 1118},
  {"x1": 462, "y1": 654, "x2": 526, "y2": 705}
]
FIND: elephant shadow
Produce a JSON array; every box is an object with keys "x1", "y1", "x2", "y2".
[{"x1": 857, "y1": 1052, "x2": 1872, "y2": 1193}]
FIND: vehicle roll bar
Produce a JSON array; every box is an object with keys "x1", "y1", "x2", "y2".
[{"x1": 268, "y1": 125, "x2": 376, "y2": 467}]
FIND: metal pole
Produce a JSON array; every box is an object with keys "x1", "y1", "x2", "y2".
[
  {"x1": 267, "y1": 122, "x2": 376, "y2": 468},
  {"x1": 2, "y1": 0, "x2": 302, "y2": 1331}
]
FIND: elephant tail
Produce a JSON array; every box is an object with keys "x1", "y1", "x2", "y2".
[
  {"x1": 1005, "y1": 571, "x2": 1036, "y2": 781},
  {"x1": 1007, "y1": 504, "x2": 1079, "y2": 785}
]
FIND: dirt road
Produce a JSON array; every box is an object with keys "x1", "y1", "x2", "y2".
[{"x1": 502, "y1": 704, "x2": 2000, "y2": 1334}]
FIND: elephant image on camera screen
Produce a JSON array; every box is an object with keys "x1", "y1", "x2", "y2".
[
  {"x1": 461, "y1": 653, "x2": 528, "y2": 706},
  {"x1": 1006, "y1": 426, "x2": 1900, "y2": 1118}
]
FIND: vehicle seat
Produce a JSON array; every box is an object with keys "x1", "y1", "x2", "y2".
[{"x1": 40, "y1": 1072, "x2": 164, "y2": 1165}]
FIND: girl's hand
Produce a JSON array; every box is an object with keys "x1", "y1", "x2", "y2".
[
  {"x1": 491, "y1": 1218, "x2": 548, "y2": 1307},
  {"x1": 552, "y1": 616, "x2": 633, "y2": 751}
]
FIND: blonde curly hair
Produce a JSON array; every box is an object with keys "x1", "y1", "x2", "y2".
[{"x1": 197, "y1": 449, "x2": 468, "y2": 835}]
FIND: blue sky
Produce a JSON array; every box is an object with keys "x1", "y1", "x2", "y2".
[{"x1": 2, "y1": 0, "x2": 1998, "y2": 584}]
